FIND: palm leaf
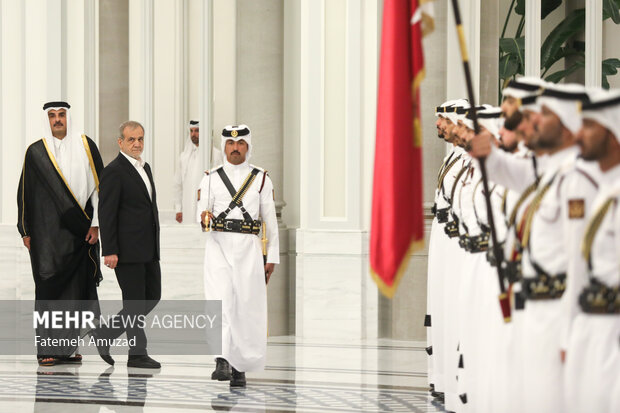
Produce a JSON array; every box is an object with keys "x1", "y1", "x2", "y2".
[
  {"x1": 500, "y1": 37, "x2": 525, "y2": 69},
  {"x1": 499, "y1": 54, "x2": 520, "y2": 81},
  {"x1": 515, "y1": 0, "x2": 562, "y2": 19},
  {"x1": 543, "y1": 46, "x2": 584, "y2": 73},
  {"x1": 603, "y1": 0, "x2": 620, "y2": 23},
  {"x1": 545, "y1": 58, "x2": 584, "y2": 83},
  {"x1": 541, "y1": 8, "x2": 585, "y2": 71}
]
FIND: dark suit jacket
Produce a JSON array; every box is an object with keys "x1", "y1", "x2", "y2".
[{"x1": 99, "y1": 153, "x2": 160, "y2": 263}]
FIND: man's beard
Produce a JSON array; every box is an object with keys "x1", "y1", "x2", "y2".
[
  {"x1": 438, "y1": 132, "x2": 445, "y2": 139},
  {"x1": 499, "y1": 140, "x2": 518, "y2": 153},
  {"x1": 503, "y1": 111, "x2": 523, "y2": 132}
]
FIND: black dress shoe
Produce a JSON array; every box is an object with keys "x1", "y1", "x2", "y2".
[
  {"x1": 90, "y1": 331, "x2": 114, "y2": 366},
  {"x1": 211, "y1": 358, "x2": 231, "y2": 381},
  {"x1": 229, "y1": 366, "x2": 246, "y2": 387},
  {"x1": 99, "y1": 352, "x2": 115, "y2": 366},
  {"x1": 127, "y1": 355, "x2": 161, "y2": 369}
]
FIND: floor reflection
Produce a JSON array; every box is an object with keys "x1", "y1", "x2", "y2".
[
  {"x1": 34, "y1": 367, "x2": 155, "y2": 411},
  {"x1": 0, "y1": 338, "x2": 443, "y2": 412}
]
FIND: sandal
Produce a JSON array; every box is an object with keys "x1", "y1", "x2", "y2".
[
  {"x1": 37, "y1": 357, "x2": 58, "y2": 367},
  {"x1": 57, "y1": 354, "x2": 83, "y2": 364}
]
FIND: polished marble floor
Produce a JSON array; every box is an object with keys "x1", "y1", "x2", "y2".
[{"x1": 0, "y1": 336, "x2": 445, "y2": 412}]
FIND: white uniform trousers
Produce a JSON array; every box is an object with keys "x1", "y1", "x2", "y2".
[
  {"x1": 521, "y1": 300, "x2": 564, "y2": 413},
  {"x1": 203, "y1": 231, "x2": 267, "y2": 372},
  {"x1": 564, "y1": 315, "x2": 620, "y2": 413}
]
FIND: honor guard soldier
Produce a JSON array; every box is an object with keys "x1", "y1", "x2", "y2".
[
  {"x1": 465, "y1": 107, "x2": 508, "y2": 413},
  {"x1": 438, "y1": 102, "x2": 475, "y2": 412},
  {"x1": 490, "y1": 78, "x2": 546, "y2": 413},
  {"x1": 470, "y1": 82, "x2": 600, "y2": 412},
  {"x1": 517, "y1": 84, "x2": 600, "y2": 412},
  {"x1": 197, "y1": 125, "x2": 279, "y2": 387},
  {"x1": 563, "y1": 88, "x2": 620, "y2": 413},
  {"x1": 426, "y1": 99, "x2": 466, "y2": 402}
]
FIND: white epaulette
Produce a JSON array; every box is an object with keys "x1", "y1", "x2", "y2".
[
  {"x1": 205, "y1": 164, "x2": 224, "y2": 175},
  {"x1": 249, "y1": 164, "x2": 266, "y2": 174}
]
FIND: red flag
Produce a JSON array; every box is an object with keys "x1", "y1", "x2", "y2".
[{"x1": 370, "y1": 0, "x2": 433, "y2": 298}]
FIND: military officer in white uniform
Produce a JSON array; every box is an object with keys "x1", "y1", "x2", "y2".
[
  {"x1": 427, "y1": 99, "x2": 468, "y2": 401},
  {"x1": 489, "y1": 78, "x2": 546, "y2": 413},
  {"x1": 439, "y1": 103, "x2": 475, "y2": 412},
  {"x1": 563, "y1": 88, "x2": 620, "y2": 413},
  {"x1": 197, "y1": 125, "x2": 279, "y2": 387},
  {"x1": 471, "y1": 83, "x2": 599, "y2": 412}
]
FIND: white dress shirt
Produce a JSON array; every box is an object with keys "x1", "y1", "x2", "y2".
[{"x1": 120, "y1": 151, "x2": 152, "y2": 200}]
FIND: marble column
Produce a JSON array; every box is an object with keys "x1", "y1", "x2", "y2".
[
  {"x1": 0, "y1": 0, "x2": 97, "y2": 300},
  {"x1": 125, "y1": 0, "x2": 192, "y2": 219},
  {"x1": 236, "y1": 0, "x2": 290, "y2": 335},
  {"x1": 98, "y1": 0, "x2": 129, "y2": 164},
  {"x1": 289, "y1": 0, "x2": 379, "y2": 340},
  {"x1": 128, "y1": 0, "x2": 154, "y2": 165},
  {"x1": 0, "y1": 0, "x2": 97, "y2": 224},
  {"x1": 480, "y1": 0, "x2": 499, "y2": 104}
]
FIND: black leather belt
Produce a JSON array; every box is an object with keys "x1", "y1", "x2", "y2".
[
  {"x1": 458, "y1": 234, "x2": 471, "y2": 251},
  {"x1": 436, "y1": 208, "x2": 450, "y2": 223},
  {"x1": 522, "y1": 273, "x2": 566, "y2": 300},
  {"x1": 502, "y1": 260, "x2": 522, "y2": 284},
  {"x1": 468, "y1": 233, "x2": 489, "y2": 253},
  {"x1": 210, "y1": 218, "x2": 262, "y2": 235},
  {"x1": 457, "y1": 233, "x2": 488, "y2": 253},
  {"x1": 444, "y1": 219, "x2": 460, "y2": 238},
  {"x1": 486, "y1": 241, "x2": 504, "y2": 266},
  {"x1": 579, "y1": 278, "x2": 620, "y2": 314}
]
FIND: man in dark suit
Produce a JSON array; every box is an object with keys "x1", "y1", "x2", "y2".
[{"x1": 97, "y1": 120, "x2": 161, "y2": 369}]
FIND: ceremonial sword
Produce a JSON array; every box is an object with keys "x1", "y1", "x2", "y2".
[{"x1": 450, "y1": 0, "x2": 511, "y2": 323}]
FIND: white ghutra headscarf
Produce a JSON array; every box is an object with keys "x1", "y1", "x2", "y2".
[{"x1": 42, "y1": 101, "x2": 97, "y2": 211}]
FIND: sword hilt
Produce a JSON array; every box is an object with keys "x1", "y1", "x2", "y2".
[{"x1": 261, "y1": 221, "x2": 268, "y2": 257}]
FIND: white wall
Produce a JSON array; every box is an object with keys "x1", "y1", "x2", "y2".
[{"x1": 290, "y1": 0, "x2": 380, "y2": 340}]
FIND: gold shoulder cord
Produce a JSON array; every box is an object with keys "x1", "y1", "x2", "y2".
[
  {"x1": 437, "y1": 154, "x2": 462, "y2": 191},
  {"x1": 501, "y1": 188, "x2": 509, "y2": 217},
  {"x1": 449, "y1": 162, "x2": 471, "y2": 204},
  {"x1": 80, "y1": 136, "x2": 101, "y2": 280},
  {"x1": 520, "y1": 176, "x2": 556, "y2": 251},
  {"x1": 581, "y1": 197, "x2": 615, "y2": 267},
  {"x1": 437, "y1": 152, "x2": 455, "y2": 181},
  {"x1": 472, "y1": 178, "x2": 496, "y2": 225},
  {"x1": 232, "y1": 171, "x2": 259, "y2": 205},
  {"x1": 41, "y1": 138, "x2": 90, "y2": 220},
  {"x1": 508, "y1": 181, "x2": 538, "y2": 228}
]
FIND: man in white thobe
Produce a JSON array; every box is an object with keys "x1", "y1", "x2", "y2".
[
  {"x1": 563, "y1": 87, "x2": 620, "y2": 413},
  {"x1": 17, "y1": 101, "x2": 104, "y2": 366},
  {"x1": 426, "y1": 98, "x2": 468, "y2": 402},
  {"x1": 471, "y1": 83, "x2": 600, "y2": 412},
  {"x1": 197, "y1": 124, "x2": 279, "y2": 387},
  {"x1": 173, "y1": 120, "x2": 223, "y2": 224}
]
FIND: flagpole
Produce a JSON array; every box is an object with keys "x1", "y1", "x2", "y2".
[{"x1": 449, "y1": 0, "x2": 511, "y2": 322}]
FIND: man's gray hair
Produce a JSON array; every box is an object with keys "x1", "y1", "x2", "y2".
[{"x1": 118, "y1": 120, "x2": 145, "y2": 140}]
